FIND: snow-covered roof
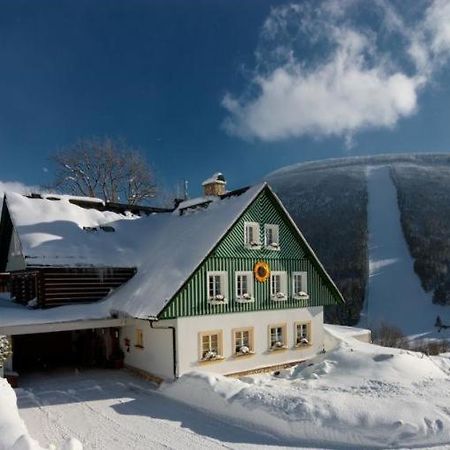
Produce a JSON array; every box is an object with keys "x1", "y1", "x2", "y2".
[
  {"x1": 107, "y1": 183, "x2": 265, "y2": 319},
  {"x1": 5, "y1": 192, "x2": 139, "y2": 267},
  {"x1": 2, "y1": 184, "x2": 265, "y2": 322}
]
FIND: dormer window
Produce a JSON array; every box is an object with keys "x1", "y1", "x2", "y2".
[
  {"x1": 244, "y1": 222, "x2": 260, "y2": 249},
  {"x1": 265, "y1": 224, "x2": 280, "y2": 250}
]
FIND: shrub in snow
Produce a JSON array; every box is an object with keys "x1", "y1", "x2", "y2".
[{"x1": 0, "y1": 336, "x2": 11, "y2": 367}]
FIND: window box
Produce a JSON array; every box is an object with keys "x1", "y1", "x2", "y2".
[
  {"x1": 293, "y1": 291, "x2": 310, "y2": 300},
  {"x1": 236, "y1": 295, "x2": 255, "y2": 304},
  {"x1": 208, "y1": 295, "x2": 229, "y2": 305},
  {"x1": 271, "y1": 341, "x2": 288, "y2": 351},
  {"x1": 272, "y1": 291, "x2": 287, "y2": 301},
  {"x1": 200, "y1": 350, "x2": 225, "y2": 362}
]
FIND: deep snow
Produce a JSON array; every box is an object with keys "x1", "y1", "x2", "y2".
[{"x1": 360, "y1": 166, "x2": 450, "y2": 337}]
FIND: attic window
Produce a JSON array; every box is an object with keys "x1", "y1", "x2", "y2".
[
  {"x1": 100, "y1": 225, "x2": 115, "y2": 232},
  {"x1": 45, "y1": 196, "x2": 61, "y2": 201},
  {"x1": 265, "y1": 224, "x2": 280, "y2": 250},
  {"x1": 244, "y1": 222, "x2": 260, "y2": 248}
]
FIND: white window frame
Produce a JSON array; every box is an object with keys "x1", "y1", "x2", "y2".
[
  {"x1": 270, "y1": 271, "x2": 287, "y2": 301},
  {"x1": 207, "y1": 271, "x2": 229, "y2": 305},
  {"x1": 235, "y1": 271, "x2": 254, "y2": 303},
  {"x1": 264, "y1": 224, "x2": 280, "y2": 250},
  {"x1": 292, "y1": 272, "x2": 309, "y2": 300},
  {"x1": 244, "y1": 222, "x2": 260, "y2": 249},
  {"x1": 294, "y1": 321, "x2": 311, "y2": 347}
]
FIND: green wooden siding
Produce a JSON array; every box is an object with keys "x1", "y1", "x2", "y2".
[{"x1": 159, "y1": 188, "x2": 342, "y2": 319}]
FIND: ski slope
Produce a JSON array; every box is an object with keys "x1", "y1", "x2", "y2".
[{"x1": 360, "y1": 166, "x2": 450, "y2": 337}]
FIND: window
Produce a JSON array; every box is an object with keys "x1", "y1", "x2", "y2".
[
  {"x1": 244, "y1": 222, "x2": 260, "y2": 248},
  {"x1": 135, "y1": 328, "x2": 144, "y2": 348},
  {"x1": 235, "y1": 271, "x2": 254, "y2": 302},
  {"x1": 270, "y1": 271, "x2": 287, "y2": 300},
  {"x1": 265, "y1": 224, "x2": 280, "y2": 249},
  {"x1": 295, "y1": 322, "x2": 311, "y2": 347},
  {"x1": 207, "y1": 271, "x2": 228, "y2": 304},
  {"x1": 269, "y1": 324, "x2": 287, "y2": 350},
  {"x1": 233, "y1": 327, "x2": 254, "y2": 356},
  {"x1": 292, "y1": 272, "x2": 309, "y2": 299},
  {"x1": 199, "y1": 330, "x2": 223, "y2": 361}
]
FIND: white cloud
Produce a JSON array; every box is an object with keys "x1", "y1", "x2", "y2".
[{"x1": 222, "y1": 0, "x2": 450, "y2": 145}]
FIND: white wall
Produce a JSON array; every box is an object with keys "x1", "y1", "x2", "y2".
[
  {"x1": 121, "y1": 319, "x2": 177, "y2": 379},
  {"x1": 176, "y1": 307, "x2": 324, "y2": 375},
  {"x1": 122, "y1": 308, "x2": 324, "y2": 379}
]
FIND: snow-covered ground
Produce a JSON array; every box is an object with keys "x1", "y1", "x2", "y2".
[
  {"x1": 13, "y1": 326, "x2": 450, "y2": 450},
  {"x1": 360, "y1": 166, "x2": 450, "y2": 337}
]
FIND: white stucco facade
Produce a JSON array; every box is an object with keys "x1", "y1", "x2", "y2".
[{"x1": 122, "y1": 307, "x2": 324, "y2": 379}]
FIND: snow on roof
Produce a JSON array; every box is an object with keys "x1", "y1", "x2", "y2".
[
  {"x1": 201, "y1": 172, "x2": 226, "y2": 186},
  {"x1": 106, "y1": 183, "x2": 265, "y2": 319},
  {"x1": 2, "y1": 184, "x2": 265, "y2": 322},
  {"x1": 6, "y1": 192, "x2": 139, "y2": 267}
]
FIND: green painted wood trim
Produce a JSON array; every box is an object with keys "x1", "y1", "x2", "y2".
[{"x1": 158, "y1": 185, "x2": 344, "y2": 319}]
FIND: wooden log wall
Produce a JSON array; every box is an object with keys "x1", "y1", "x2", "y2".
[{"x1": 10, "y1": 267, "x2": 136, "y2": 308}]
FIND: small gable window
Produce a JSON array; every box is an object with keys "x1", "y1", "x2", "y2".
[
  {"x1": 265, "y1": 224, "x2": 280, "y2": 249},
  {"x1": 207, "y1": 271, "x2": 228, "y2": 305},
  {"x1": 269, "y1": 323, "x2": 287, "y2": 350},
  {"x1": 244, "y1": 222, "x2": 260, "y2": 248},
  {"x1": 199, "y1": 330, "x2": 224, "y2": 362},
  {"x1": 270, "y1": 271, "x2": 287, "y2": 301},
  {"x1": 295, "y1": 322, "x2": 311, "y2": 347},
  {"x1": 292, "y1": 272, "x2": 309, "y2": 300},
  {"x1": 235, "y1": 271, "x2": 254, "y2": 302}
]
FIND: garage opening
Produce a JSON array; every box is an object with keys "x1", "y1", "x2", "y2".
[{"x1": 12, "y1": 328, "x2": 122, "y2": 372}]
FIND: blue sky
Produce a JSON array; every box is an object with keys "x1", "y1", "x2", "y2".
[{"x1": 1, "y1": 0, "x2": 450, "y2": 198}]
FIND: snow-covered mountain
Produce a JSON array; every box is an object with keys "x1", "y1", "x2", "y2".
[{"x1": 266, "y1": 154, "x2": 450, "y2": 337}]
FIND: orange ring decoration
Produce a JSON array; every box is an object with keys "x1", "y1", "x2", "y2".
[{"x1": 254, "y1": 261, "x2": 270, "y2": 283}]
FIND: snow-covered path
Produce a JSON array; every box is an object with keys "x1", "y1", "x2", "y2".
[
  {"x1": 16, "y1": 369, "x2": 282, "y2": 450},
  {"x1": 361, "y1": 166, "x2": 450, "y2": 337}
]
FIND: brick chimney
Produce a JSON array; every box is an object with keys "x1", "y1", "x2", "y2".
[{"x1": 202, "y1": 172, "x2": 226, "y2": 196}]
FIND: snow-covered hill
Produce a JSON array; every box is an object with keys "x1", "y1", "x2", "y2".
[{"x1": 266, "y1": 154, "x2": 450, "y2": 336}]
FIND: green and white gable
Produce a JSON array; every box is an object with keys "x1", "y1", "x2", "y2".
[{"x1": 160, "y1": 185, "x2": 344, "y2": 319}]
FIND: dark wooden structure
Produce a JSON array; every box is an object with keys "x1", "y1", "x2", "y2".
[
  {"x1": 10, "y1": 267, "x2": 136, "y2": 308},
  {"x1": 0, "y1": 272, "x2": 9, "y2": 292}
]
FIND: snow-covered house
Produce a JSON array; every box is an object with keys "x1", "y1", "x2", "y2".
[{"x1": 0, "y1": 174, "x2": 344, "y2": 380}]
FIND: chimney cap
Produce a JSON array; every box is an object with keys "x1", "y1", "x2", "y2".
[{"x1": 201, "y1": 172, "x2": 226, "y2": 186}]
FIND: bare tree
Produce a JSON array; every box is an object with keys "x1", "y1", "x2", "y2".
[{"x1": 50, "y1": 137, "x2": 157, "y2": 205}]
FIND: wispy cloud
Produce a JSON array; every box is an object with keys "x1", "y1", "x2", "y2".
[{"x1": 222, "y1": 0, "x2": 450, "y2": 146}]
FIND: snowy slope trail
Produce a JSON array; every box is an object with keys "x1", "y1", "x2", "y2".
[
  {"x1": 15, "y1": 369, "x2": 282, "y2": 450},
  {"x1": 360, "y1": 166, "x2": 450, "y2": 337}
]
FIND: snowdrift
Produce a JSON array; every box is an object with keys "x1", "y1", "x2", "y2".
[
  {"x1": 0, "y1": 378, "x2": 82, "y2": 450},
  {"x1": 161, "y1": 326, "x2": 450, "y2": 449}
]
